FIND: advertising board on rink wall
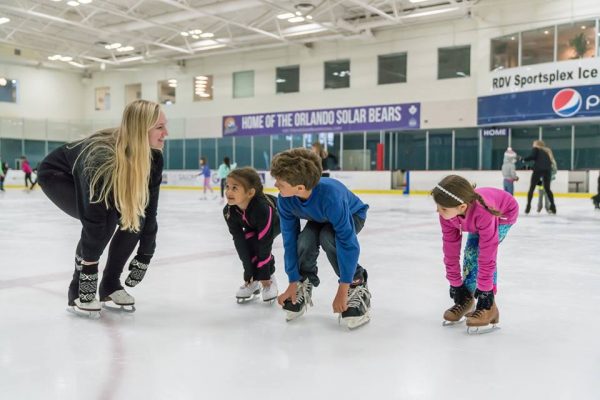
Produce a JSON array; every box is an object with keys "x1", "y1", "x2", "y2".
[{"x1": 222, "y1": 103, "x2": 420, "y2": 136}]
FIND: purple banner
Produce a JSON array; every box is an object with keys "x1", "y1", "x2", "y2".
[{"x1": 222, "y1": 103, "x2": 420, "y2": 136}]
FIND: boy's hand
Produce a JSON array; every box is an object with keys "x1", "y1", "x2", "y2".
[
  {"x1": 332, "y1": 283, "x2": 350, "y2": 313},
  {"x1": 277, "y1": 282, "x2": 298, "y2": 306}
]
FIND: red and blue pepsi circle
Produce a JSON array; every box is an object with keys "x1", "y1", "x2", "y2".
[{"x1": 552, "y1": 88, "x2": 582, "y2": 117}]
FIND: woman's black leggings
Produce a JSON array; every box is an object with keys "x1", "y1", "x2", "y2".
[
  {"x1": 527, "y1": 170, "x2": 555, "y2": 208},
  {"x1": 37, "y1": 169, "x2": 141, "y2": 297}
]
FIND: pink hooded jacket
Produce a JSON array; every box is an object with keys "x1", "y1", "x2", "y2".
[{"x1": 440, "y1": 187, "x2": 519, "y2": 291}]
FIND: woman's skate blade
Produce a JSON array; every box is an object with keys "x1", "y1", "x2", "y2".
[
  {"x1": 66, "y1": 306, "x2": 101, "y2": 319},
  {"x1": 101, "y1": 301, "x2": 136, "y2": 313},
  {"x1": 442, "y1": 318, "x2": 466, "y2": 327},
  {"x1": 466, "y1": 324, "x2": 500, "y2": 335}
]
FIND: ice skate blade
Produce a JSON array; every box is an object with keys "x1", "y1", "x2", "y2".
[
  {"x1": 467, "y1": 324, "x2": 500, "y2": 335},
  {"x1": 342, "y1": 314, "x2": 371, "y2": 330},
  {"x1": 442, "y1": 318, "x2": 466, "y2": 326},
  {"x1": 236, "y1": 289, "x2": 261, "y2": 304},
  {"x1": 102, "y1": 302, "x2": 136, "y2": 313},
  {"x1": 285, "y1": 306, "x2": 306, "y2": 321},
  {"x1": 66, "y1": 306, "x2": 101, "y2": 319},
  {"x1": 262, "y1": 296, "x2": 278, "y2": 304}
]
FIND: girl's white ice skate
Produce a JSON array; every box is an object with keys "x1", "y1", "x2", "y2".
[
  {"x1": 236, "y1": 281, "x2": 261, "y2": 304},
  {"x1": 261, "y1": 276, "x2": 278, "y2": 304},
  {"x1": 101, "y1": 289, "x2": 136, "y2": 312}
]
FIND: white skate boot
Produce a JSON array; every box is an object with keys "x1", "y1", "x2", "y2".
[
  {"x1": 102, "y1": 289, "x2": 136, "y2": 313},
  {"x1": 261, "y1": 275, "x2": 278, "y2": 303},
  {"x1": 67, "y1": 263, "x2": 101, "y2": 318},
  {"x1": 70, "y1": 298, "x2": 102, "y2": 318},
  {"x1": 236, "y1": 281, "x2": 261, "y2": 303}
]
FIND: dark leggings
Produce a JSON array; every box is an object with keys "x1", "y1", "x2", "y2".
[
  {"x1": 25, "y1": 173, "x2": 34, "y2": 188},
  {"x1": 38, "y1": 170, "x2": 141, "y2": 298},
  {"x1": 527, "y1": 170, "x2": 555, "y2": 208},
  {"x1": 220, "y1": 178, "x2": 226, "y2": 198}
]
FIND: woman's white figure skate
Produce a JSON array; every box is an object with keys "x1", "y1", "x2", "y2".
[
  {"x1": 236, "y1": 281, "x2": 261, "y2": 304},
  {"x1": 101, "y1": 289, "x2": 136, "y2": 313}
]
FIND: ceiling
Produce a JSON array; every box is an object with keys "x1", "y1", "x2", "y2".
[{"x1": 0, "y1": 0, "x2": 479, "y2": 72}]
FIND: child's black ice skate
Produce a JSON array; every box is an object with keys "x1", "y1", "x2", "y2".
[
  {"x1": 283, "y1": 280, "x2": 313, "y2": 321},
  {"x1": 101, "y1": 289, "x2": 136, "y2": 313},
  {"x1": 340, "y1": 282, "x2": 372, "y2": 330}
]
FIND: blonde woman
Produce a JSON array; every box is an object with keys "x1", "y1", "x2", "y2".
[
  {"x1": 37, "y1": 100, "x2": 168, "y2": 316},
  {"x1": 523, "y1": 140, "x2": 557, "y2": 214}
]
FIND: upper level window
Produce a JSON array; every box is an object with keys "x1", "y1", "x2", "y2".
[
  {"x1": 438, "y1": 46, "x2": 470, "y2": 79},
  {"x1": 490, "y1": 35, "x2": 519, "y2": 71},
  {"x1": 194, "y1": 75, "x2": 213, "y2": 101},
  {"x1": 522, "y1": 27, "x2": 555, "y2": 66},
  {"x1": 378, "y1": 53, "x2": 407, "y2": 84},
  {"x1": 324, "y1": 60, "x2": 350, "y2": 89},
  {"x1": 557, "y1": 21, "x2": 596, "y2": 61},
  {"x1": 276, "y1": 65, "x2": 300, "y2": 94},
  {"x1": 95, "y1": 86, "x2": 110, "y2": 110},
  {"x1": 158, "y1": 79, "x2": 177, "y2": 105},
  {"x1": 125, "y1": 83, "x2": 141, "y2": 104},
  {"x1": 0, "y1": 78, "x2": 17, "y2": 103},
  {"x1": 233, "y1": 70, "x2": 254, "y2": 98}
]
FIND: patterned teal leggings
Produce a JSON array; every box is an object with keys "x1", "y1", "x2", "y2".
[{"x1": 463, "y1": 224, "x2": 512, "y2": 294}]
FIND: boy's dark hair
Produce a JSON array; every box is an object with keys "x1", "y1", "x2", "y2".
[
  {"x1": 271, "y1": 148, "x2": 322, "y2": 190},
  {"x1": 227, "y1": 167, "x2": 263, "y2": 195},
  {"x1": 432, "y1": 174, "x2": 502, "y2": 217}
]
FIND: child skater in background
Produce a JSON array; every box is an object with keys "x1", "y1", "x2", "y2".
[
  {"x1": 271, "y1": 148, "x2": 371, "y2": 329},
  {"x1": 432, "y1": 175, "x2": 518, "y2": 333},
  {"x1": 199, "y1": 157, "x2": 215, "y2": 200},
  {"x1": 223, "y1": 167, "x2": 280, "y2": 303}
]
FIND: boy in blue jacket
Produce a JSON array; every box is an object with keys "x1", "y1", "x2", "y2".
[{"x1": 270, "y1": 148, "x2": 371, "y2": 329}]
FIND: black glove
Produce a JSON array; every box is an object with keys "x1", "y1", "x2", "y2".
[
  {"x1": 449, "y1": 283, "x2": 472, "y2": 305},
  {"x1": 125, "y1": 254, "x2": 152, "y2": 287},
  {"x1": 474, "y1": 289, "x2": 494, "y2": 310}
]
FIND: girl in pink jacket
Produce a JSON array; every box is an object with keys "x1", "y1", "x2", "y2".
[{"x1": 432, "y1": 175, "x2": 518, "y2": 331}]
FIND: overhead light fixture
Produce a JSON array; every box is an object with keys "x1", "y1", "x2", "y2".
[
  {"x1": 288, "y1": 16, "x2": 305, "y2": 23},
  {"x1": 105, "y1": 43, "x2": 122, "y2": 50},
  {"x1": 195, "y1": 75, "x2": 208, "y2": 80},
  {"x1": 180, "y1": 32, "x2": 189, "y2": 36},
  {"x1": 118, "y1": 56, "x2": 143, "y2": 63},
  {"x1": 78, "y1": 0, "x2": 93, "y2": 3},
  {"x1": 581, "y1": 25, "x2": 586, "y2": 29},
  {"x1": 59, "y1": 56, "x2": 73, "y2": 62},
  {"x1": 543, "y1": 30, "x2": 550, "y2": 35},
  {"x1": 0, "y1": 78, "x2": 7, "y2": 86},
  {"x1": 116, "y1": 46, "x2": 134, "y2": 52},
  {"x1": 0, "y1": 17, "x2": 10, "y2": 25},
  {"x1": 200, "y1": 32, "x2": 214, "y2": 38},
  {"x1": 277, "y1": 13, "x2": 295, "y2": 19},
  {"x1": 409, "y1": 0, "x2": 429, "y2": 2},
  {"x1": 69, "y1": 61, "x2": 85, "y2": 68},
  {"x1": 192, "y1": 35, "x2": 200, "y2": 39},
  {"x1": 168, "y1": 79, "x2": 177, "y2": 83},
  {"x1": 67, "y1": 1, "x2": 80, "y2": 6},
  {"x1": 403, "y1": 7, "x2": 459, "y2": 18},
  {"x1": 510, "y1": 36, "x2": 516, "y2": 41},
  {"x1": 306, "y1": 15, "x2": 313, "y2": 20}
]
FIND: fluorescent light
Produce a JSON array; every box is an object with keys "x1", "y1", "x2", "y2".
[
  {"x1": 288, "y1": 16, "x2": 305, "y2": 23},
  {"x1": 306, "y1": 15, "x2": 313, "y2": 20},
  {"x1": 409, "y1": 0, "x2": 429, "y2": 2},
  {"x1": 190, "y1": 29, "x2": 202, "y2": 34},
  {"x1": 195, "y1": 76, "x2": 208, "y2": 80},
  {"x1": 69, "y1": 61, "x2": 85, "y2": 68},
  {"x1": 48, "y1": 55, "x2": 61, "y2": 61},
  {"x1": 180, "y1": 32, "x2": 189, "y2": 36},
  {"x1": 0, "y1": 17, "x2": 10, "y2": 25},
  {"x1": 543, "y1": 30, "x2": 549, "y2": 34},
  {"x1": 116, "y1": 46, "x2": 134, "y2": 52},
  {"x1": 67, "y1": 1, "x2": 79, "y2": 6},
  {"x1": 282, "y1": 23, "x2": 328, "y2": 37},
  {"x1": 59, "y1": 56, "x2": 73, "y2": 62},
  {"x1": 192, "y1": 35, "x2": 200, "y2": 39},
  {"x1": 403, "y1": 7, "x2": 459, "y2": 18},
  {"x1": 277, "y1": 13, "x2": 295, "y2": 19},
  {"x1": 295, "y1": 11, "x2": 302, "y2": 16},
  {"x1": 117, "y1": 56, "x2": 143, "y2": 63},
  {"x1": 200, "y1": 32, "x2": 214, "y2": 38},
  {"x1": 78, "y1": 0, "x2": 93, "y2": 4},
  {"x1": 0, "y1": 78, "x2": 7, "y2": 86},
  {"x1": 168, "y1": 79, "x2": 177, "y2": 83},
  {"x1": 105, "y1": 43, "x2": 122, "y2": 50}
]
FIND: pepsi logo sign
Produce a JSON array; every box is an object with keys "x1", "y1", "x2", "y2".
[{"x1": 552, "y1": 88, "x2": 582, "y2": 117}]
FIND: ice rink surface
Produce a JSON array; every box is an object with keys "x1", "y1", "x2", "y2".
[{"x1": 1, "y1": 188, "x2": 599, "y2": 400}]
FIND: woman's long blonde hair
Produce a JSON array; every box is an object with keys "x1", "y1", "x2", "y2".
[{"x1": 74, "y1": 100, "x2": 160, "y2": 232}]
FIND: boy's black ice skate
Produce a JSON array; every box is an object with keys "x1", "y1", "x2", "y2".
[
  {"x1": 340, "y1": 282, "x2": 371, "y2": 329},
  {"x1": 283, "y1": 280, "x2": 313, "y2": 321}
]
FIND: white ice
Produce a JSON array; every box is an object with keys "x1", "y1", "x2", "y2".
[{"x1": 1, "y1": 188, "x2": 599, "y2": 400}]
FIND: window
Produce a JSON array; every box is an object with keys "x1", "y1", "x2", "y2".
[
  {"x1": 428, "y1": 130, "x2": 452, "y2": 169},
  {"x1": 511, "y1": 127, "x2": 539, "y2": 164},
  {"x1": 394, "y1": 131, "x2": 426, "y2": 170},
  {"x1": 125, "y1": 83, "x2": 141, "y2": 104},
  {"x1": 0, "y1": 78, "x2": 17, "y2": 103},
  {"x1": 217, "y1": 137, "x2": 233, "y2": 168},
  {"x1": 557, "y1": 21, "x2": 596, "y2": 61},
  {"x1": 276, "y1": 65, "x2": 299, "y2": 94},
  {"x1": 324, "y1": 60, "x2": 350, "y2": 89},
  {"x1": 200, "y1": 139, "x2": 216, "y2": 169},
  {"x1": 194, "y1": 75, "x2": 213, "y2": 101},
  {"x1": 95, "y1": 86, "x2": 110, "y2": 110},
  {"x1": 378, "y1": 53, "x2": 407, "y2": 84},
  {"x1": 233, "y1": 71, "x2": 254, "y2": 98},
  {"x1": 235, "y1": 136, "x2": 252, "y2": 167},
  {"x1": 481, "y1": 131, "x2": 509, "y2": 170},
  {"x1": 342, "y1": 132, "x2": 365, "y2": 170},
  {"x1": 574, "y1": 124, "x2": 600, "y2": 169},
  {"x1": 168, "y1": 139, "x2": 184, "y2": 169},
  {"x1": 455, "y1": 129, "x2": 479, "y2": 170},
  {"x1": 366, "y1": 132, "x2": 381, "y2": 170},
  {"x1": 490, "y1": 35, "x2": 519, "y2": 70},
  {"x1": 184, "y1": 139, "x2": 200, "y2": 169},
  {"x1": 253, "y1": 135, "x2": 271, "y2": 170},
  {"x1": 272, "y1": 134, "x2": 292, "y2": 156},
  {"x1": 158, "y1": 79, "x2": 177, "y2": 105},
  {"x1": 521, "y1": 27, "x2": 554, "y2": 65},
  {"x1": 438, "y1": 46, "x2": 470, "y2": 79}
]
